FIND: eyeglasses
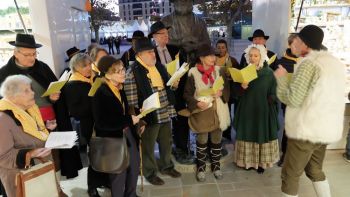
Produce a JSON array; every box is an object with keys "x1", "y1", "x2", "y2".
[
  {"x1": 17, "y1": 50, "x2": 39, "y2": 58},
  {"x1": 111, "y1": 67, "x2": 126, "y2": 74}
]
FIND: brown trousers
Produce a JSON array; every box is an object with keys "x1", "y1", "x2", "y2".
[{"x1": 281, "y1": 138, "x2": 327, "y2": 195}]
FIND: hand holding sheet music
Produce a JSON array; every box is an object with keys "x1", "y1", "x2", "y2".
[
  {"x1": 166, "y1": 62, "x2": 189, "y2": 86},
  {"x1": 137, "y1": 92, "x2": 161, "y2": 118}
]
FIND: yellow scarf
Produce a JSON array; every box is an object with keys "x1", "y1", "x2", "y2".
[
  {"x1": 69, "y1": 72, "x2": 92, "y2": 84},
  {"x1": 136, "y1": 56, "x2": 164, "y2": 89},
  {"x1": 105, "y1": 79, "x2": 124, "y2": 113},
  {"x1": 92, "y1": 63, "x2": 100, "y2": 74},
  {"x1": 216, "y1": 53, "x2": 229, "y2": 67},
  {"x1": 0, "y1": 99, "x2": 49, "y2": 141}
]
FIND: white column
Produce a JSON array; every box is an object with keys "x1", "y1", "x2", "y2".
[
  {"x1": 28, "y1": 0, "x2": 90, "y2": 76},
  {"x1": 252, "y1": 0, "x2": 291, "y2": 56}
]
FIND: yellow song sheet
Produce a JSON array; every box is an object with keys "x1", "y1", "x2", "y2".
[
  {"x1": 88, "y1": 78, "x2": 103, "y2": 97},
  {"x1": 166, "y1": 54, "x2": 179, "y2": 76},
  {"x1": 197, "y1": 76, "x2": 224, "y2": 97},
  {"x1": 228, "y1": 64, "x2": 257, "y2": 83}
]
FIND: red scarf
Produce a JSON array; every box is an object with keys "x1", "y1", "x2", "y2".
[{"x1": 197, "y1": 64, "x2": 215, "y2": 85}]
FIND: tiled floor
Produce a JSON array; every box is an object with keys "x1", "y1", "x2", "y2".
[{"x1": 60, "y1": 149, "x2": 350, "y2": 197}]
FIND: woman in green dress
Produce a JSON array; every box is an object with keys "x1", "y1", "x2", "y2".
[{"x1": 233, "y1": 44, "x2": 279, "y2": 174}]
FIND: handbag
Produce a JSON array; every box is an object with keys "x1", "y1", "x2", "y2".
[
  {"x1": 16, "y1": 157, "x2": 59, "y2": 197},
  {"x1": 89, "y1": 132, "x2": 130, "y2": 174}
]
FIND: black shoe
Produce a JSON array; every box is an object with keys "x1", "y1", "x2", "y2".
[
  {"x1": 146, "y1": 175, "x2": 165, "y2": 185},
  {"x1": 277, "y1": 155, "x2": 284, "y2": 167},
  {"x1": 175, "y1": 153, "x2": 195, "y2": 165},
  {"x1": 161, "y1": 168, "x2": 182, "y2": 178},
  {"x1": 257, "y1": 167, "x2": 265, "y2": 174},
  {"x1": 221, "y1": 148, "x2": 228, "y2": 157},
  {"x1": 88, "y1": 188, "x2": 100, "y2": 197}
]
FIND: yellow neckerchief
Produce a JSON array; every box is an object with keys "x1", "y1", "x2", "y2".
[
  {"x1": 216, "y1": 53, "x2": 229, "y2": 67},
  {"x1": 283, "y1": 51, "x2": 299, "y2": 63},
  {"x1": 0, "y1": 99, "x2": 49, "y2": 141},
  {"x1": 69, "y1": 72, "x2": 92, "y2": 84},
  {"x1": 136, "y1": 56, "x2": 164, "y2": 89},
  {"x1": 92, "y1": 63, "x2": 100, "y2": 74},
  {"x1": 105, "y1": 79, "x2": 124, "y2": 113}
]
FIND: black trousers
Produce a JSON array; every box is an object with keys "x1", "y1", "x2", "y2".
[
  {"x1": 109, "y1": 129, "x2": 139, "y2": 197},
  {"x1": 0, "y1": 180, "x2": 7, "y2": 197},
  {"x1": 172, "y1": 116, "x2": 190, "y2": 153}
]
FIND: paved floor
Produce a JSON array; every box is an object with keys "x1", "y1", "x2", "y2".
[
  {"x1": 60, "y1": 148, "x2": 350, "y2": 197},
  {"x1": 58, "y1": 41, "x2": 350, "y2": 197}
]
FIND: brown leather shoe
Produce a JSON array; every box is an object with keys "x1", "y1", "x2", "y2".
[
  {"x1": 146, "y1": 175, "x2": 165, "y2": 185},
  {"x1": 161, "y1": 168, "x2": 181, "y2": 178}
]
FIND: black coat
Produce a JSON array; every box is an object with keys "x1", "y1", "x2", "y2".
[
  {"x1": 92, "y1": 83, "x2": 138, "y2": 141},
  {"x1": 121, "y1": 48, "x2": 136, "y2": 70},
  {"x1": 62, "y1": 81, "x2": 94, "y2": 142},
  {"x1": 154, "y1": 44, "x2": 179, "y2": 64},
  {"x1": 0, "y1": 56, "x2": 82, "y2": 178},
  {"x1": 275, "y1": 48, "x2": 297, "y2": 73},
  {"x1": 154, "y1": 45, "x2": 188, "y2": 111}
]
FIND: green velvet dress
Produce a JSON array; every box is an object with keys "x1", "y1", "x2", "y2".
[{"x1": 233, "y1": 63, "x2": 280, "y2": 169}]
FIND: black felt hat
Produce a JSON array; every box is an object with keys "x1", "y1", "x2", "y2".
[
  {"x1": 97, "y1": 55, "x2": 119, "y2": 75},
  {"x1": 298, "y1": 25, "x2": 326, "y2": 50},
  {"x1": 196, "y1": 44, "x2": 217, "y2": 58},
  {"x1": 134, "y1": 37, "x2": 155, "y2": 53},
  {"x1": 65, "y1": 46, "x2": 86, "y2": 62},
  {"x1": 9, "y1": 33, "x2": 42, "y2": 48},
  {"x1": 127, "y1": 30, "x2": 145, "y2": 42},
  {"x1": 248, "y1": 29, "x2": 269, "y2": 42},
  {"x1": 148, "y1": 21, "x2": 171, "y2": 38}
]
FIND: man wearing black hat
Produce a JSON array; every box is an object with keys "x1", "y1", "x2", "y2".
[
  {"x1": 124, "y1": 37, "x2": 181, "y2": 185},
  {"x1": 239, "y1": 29, "x2": 278, "y2": 69},
  {"x1": 275, "y1": 25, "x2": 345, "y2": 197},
  {"x1": 121, "y1": 30, "x2": 145, "y2": 69},
  {"x1": 149, "y1": 21, "x2": 194, "y2": 164},
  {"x1": 0, "y1": 34, "x2": 83, "y2": 180},
  {"x1": 61, "y1": 46, "x2": 86, "y2": 75}
]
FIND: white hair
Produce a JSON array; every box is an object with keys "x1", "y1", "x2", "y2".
[
  {"x1": 69, "y1": 53, "x2": 92, "y2": 72},
  {"x1": 244, "y1": 44, "x2": 269, "y2": 69},
  {"x1": 0, "y1": 75, "x2": 32, "y2": 98}
]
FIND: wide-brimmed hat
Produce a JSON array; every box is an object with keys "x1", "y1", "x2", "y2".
[
  {"x1": 9, "y1": 33, "x2": 42, "y2": 48},
  {"x1": 148, "y1": 21, "x2": 171, "y2": 38},
  {"x1": 65, "y1": 46, "x2": 86, "y2": 62},
  {"x1": 248, "y1": 29, "x2": 269, "y2": 42},
  {"x1": 196, "y1": 44, "x2": 217, "y2": 58},
  {"x1": 127, "y1": 30, "x2": 145, "y2": 42},
  {"x1": 134, "y1": 37, "x2": 155, "y2": 53},
  {"x1": 297, "y1": 25, "x2": 326, "y2": 50}
]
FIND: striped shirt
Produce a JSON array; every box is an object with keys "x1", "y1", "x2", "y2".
[
  {"x1": 124, "y1": 69, "x2": 176, "y2": 124},
  {"x1": 276, "y1": 59, "x2": 320, "y2": 108}
]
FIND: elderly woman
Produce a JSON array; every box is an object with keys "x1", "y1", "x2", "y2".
[
  {"x1": 89, "y1": 47, "x2": 108, "y2": 77},
  {"x1": 0, "y1": 75, "x2": 59, "y2": 197},
  {"x1": 93, "y1": 56, "x2": 142, "y2": 197},
  {"x1": 233, "y1": 44, "x2": 280, "y2": 174},
  {"x1": 62, "y1": 53, "x2": 108, "y2": 197},
  {"x1": 183, "y1": 44, "x2": 230, "y2": 182}
]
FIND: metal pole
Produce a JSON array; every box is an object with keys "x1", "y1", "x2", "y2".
[
  {"x1": 14, "y1": 0, "x2": 28, "y2": 34},
  {"x1": 295, "y1": 0, "x2": 305, "y2": 32}
]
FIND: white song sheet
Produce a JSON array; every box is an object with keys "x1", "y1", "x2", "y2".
[{"x1": 45, "y1": 131, "x2": 78, "y2": 149}]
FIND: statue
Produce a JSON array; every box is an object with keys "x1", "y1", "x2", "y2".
[{"x1": 161, "y1": 0, "x2": 211, "y2": 63}]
